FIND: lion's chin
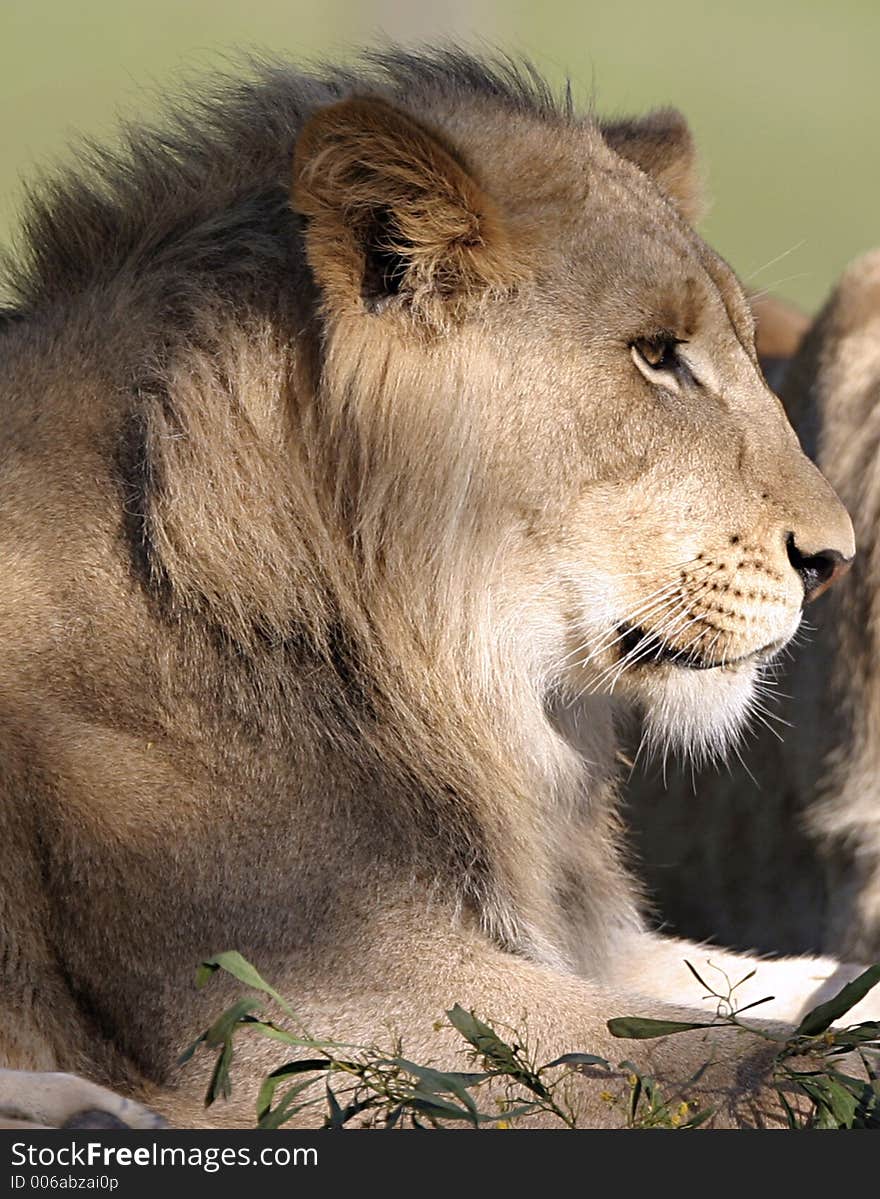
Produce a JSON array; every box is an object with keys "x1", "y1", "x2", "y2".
[{"x1": 633, "y1": 656, "x2": 761, "y2": 767}]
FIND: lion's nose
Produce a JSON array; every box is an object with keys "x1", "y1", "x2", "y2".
[{"x1": 785, "y1": 533, "x2": 852, "y2": 602}]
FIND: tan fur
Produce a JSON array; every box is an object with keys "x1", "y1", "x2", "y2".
[
  {"x1": 626, "y1": 257, "x2": 880, "y2": 963},
  {"x1": 806, "y1": 251, "x2": 880, "y2": 958},
  {"x1": 0, "y1": 50, "x2": 873, "y2": 1130},
  {"x1": 600, "y1": 107, "x2": 704, "y2": 225}
]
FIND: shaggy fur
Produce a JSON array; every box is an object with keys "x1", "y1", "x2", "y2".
[
  {"x1": 0, "y1": 49, "x2": 873, "y2": 1130},
  {"x1": 808, "y1": 251, "x2": 880, "y2": 959}
]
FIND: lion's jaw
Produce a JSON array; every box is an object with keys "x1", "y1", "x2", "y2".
[
  {"x1": 551, "y1": 498, "x2": 809, "y2": 765},
  {"x1": 623, "y1": 655, "x2": 767, "y2": 765}
]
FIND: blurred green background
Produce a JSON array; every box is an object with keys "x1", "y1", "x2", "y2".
[{"x1": 1, "y1": 0, "x2": 876, "y2": 311}]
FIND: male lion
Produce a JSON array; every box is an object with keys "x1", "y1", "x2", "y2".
[{"x1": 0, "y1": 50, "x2": 875, "y2": 1130}]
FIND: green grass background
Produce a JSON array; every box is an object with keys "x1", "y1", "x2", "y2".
[{"x1": 1, "y1": 0, "x2": 876, "y2": 311}]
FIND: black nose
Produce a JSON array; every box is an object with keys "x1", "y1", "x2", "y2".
[{"x1": 786, "y1": 533, "x2": 851, "y2": 602}]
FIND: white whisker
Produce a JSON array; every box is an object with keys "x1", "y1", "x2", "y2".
[{"x1": 744, "y1": 239, "x2": 806, "y2": 283}]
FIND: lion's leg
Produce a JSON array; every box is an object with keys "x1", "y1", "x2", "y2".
[
  {"x1": 0, "y1": 1070, "x2": 168, "y2": 1129},
  {"x1": 141, "y1": 915, "x2": 811, "y2": 1129},
  {"x1": 607, "y1": 930, "x2": 880, "y2": 1025},
  {"x1": 6, "y1": 923, "x2": 848, "y2": 1129}
]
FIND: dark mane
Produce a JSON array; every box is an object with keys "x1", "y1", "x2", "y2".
[{"x1": 2, "y1": 48, "x2": 574, "y2": 313}]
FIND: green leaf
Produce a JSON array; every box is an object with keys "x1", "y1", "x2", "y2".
[
  {"x1": 775, "y1": 1088, "x2": 802, "y2": 1130},
  {"x1": 324, "y1": 1081, "x2": 345, "y2": 1129},
  {"x1": 446, "y1": 1006, "x2": 553, "y2": 1100},
  {"x1": 177, "y1": 1032, "x2": 206, "y2": 1067},
  {"x1": 389, "y1": 1060, "x2": 490, "y2": 1091},
  {"x1": 324, "y1": 1094, "x2": 377, "y2": 1129},
  {"x1": 388, "y1": 1059, "x2": 489, "y2": 1125},
  {"x1": 256, "y1": 1059, "x2": 328, "y2": 1120},
  {"x1": 681, "y1": 1106, "x2": 716, "y2": 1129},
  {"x1": 794, "y1": 964, "x2": 880, "y2": 1037},
  {"x1": 825, "y1": 1072, "x2": 880, "y2": 1126},
  {"x1": 204, "y1": 1039, "x2": 234, "y2": 1107},
  {"x1": 258, "y1": 1081, "x2": 325, "y2": 1130},
  {"x1": 827, "y1": 1021, "x2": 880, "y2": 1047},
  {"x1": 731, "y1": 995, "x2": 775, "y2": 1016},
  {"x1": 796, "y1": 1076, "x2": 860, "y2": 1128},
  {"x1": 237, "y1": 1016, "x2": 353, "y2": 1052},
  {"x1": 446, "y1": 1006, "x2": 522, "y2": 1074},
  {"x1": 197, "y1": 951, "x2": 299, "y2": 1021},
  {"x1": 607, "y1": 1016, "x2": 713, "y2": 1040},
  {"x1": 408, "y1": 1096, "x2": 487, "y2": 1124},
  {"x1": 485, "y1": 1103, "x2": 541, "y2": 1123},
  {"x1": 543, "y1": 1052, "x2": 610, "y2": 1070},
  {"x1": 684, "y1": 960, "x2": 715, "y2": 994},
  {"x1": 785, "y1": 1066, "x2": 880, "y2": 1129},
  {"x1": 385, "y1": 1104, "x2": 404, "y2": 1129},
  {"x1": 203, "y1": 998, "x2": 263, "y2": 1049},
  {"x1": 195, "y1": 961, "x2": 220, "y2": 989}
]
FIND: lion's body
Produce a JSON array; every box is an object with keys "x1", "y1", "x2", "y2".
[{"x1": 0, "y1": 51, "x2": 874, "y2": 1130}]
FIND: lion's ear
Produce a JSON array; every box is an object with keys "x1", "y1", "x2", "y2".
[
  {"x1": 291, "y1": 96, "x2": 520, "y2": 328},
  {"x1": 600, "y1": 108, "x2": 704, "y2": 225}
]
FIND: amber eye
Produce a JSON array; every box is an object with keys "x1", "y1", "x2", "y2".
[
  {"x1": 630, "y1": 334, "x2": 691, "y2": 391},
  {"x1": 632, "y1": 335, "x2": 680, "y2": 372}
]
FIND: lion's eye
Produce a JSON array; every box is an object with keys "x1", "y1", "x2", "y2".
[
  {"x1": 633, "y1": 336, "x2": 678, "y2": 371},
  {"x1": 630, "y1": 335, "x2": 689, "y2": 390}
]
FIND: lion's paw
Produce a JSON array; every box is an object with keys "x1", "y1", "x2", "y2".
[{"x1": 0, "y1": 1070, "x2": 167, "y2": 1130}]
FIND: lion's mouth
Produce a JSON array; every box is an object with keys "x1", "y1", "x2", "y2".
[{"x1": 616, "y1": 623, "x2": 781, "y2": 672}]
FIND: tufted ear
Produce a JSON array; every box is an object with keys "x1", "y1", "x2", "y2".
[
  {"x1": 600, "y1": 108, "x2": 704, "y2": 225},
  {"x1": 291, "y1": 96, "x2": 521, "y2": 330}
]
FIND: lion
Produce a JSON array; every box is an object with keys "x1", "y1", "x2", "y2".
[
  {"x1": 799, "y1": 251, "x2": 880, "y2": 960},
  {"x1": 0, "y1": 49, "x2": 876, "y2": 1130},
  {"x1": 625, "y1": 252, "x2": 880, "y2": 964}
]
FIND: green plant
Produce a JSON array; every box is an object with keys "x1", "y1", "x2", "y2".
[
  {"x1": 181, "y1": 951, "x2": 880, "y2": 1129},
  {"x1": 607, "y1": 960, "x2": 880, "y2": 1129}
]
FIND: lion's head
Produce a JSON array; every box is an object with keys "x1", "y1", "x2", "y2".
[{"x1": 287, "y1": 58, "x2": 853, "y2": 767}]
